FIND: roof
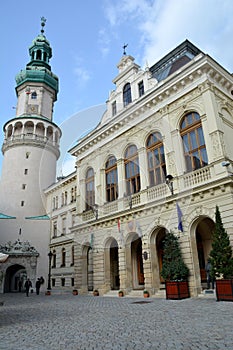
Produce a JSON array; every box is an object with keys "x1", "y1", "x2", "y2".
[
  {"x1": 150, "y1": 39, "x2": 203, "y2": 82},
  {"x1": 0, "y1": 213, "x2": 16, "y2": 219}
]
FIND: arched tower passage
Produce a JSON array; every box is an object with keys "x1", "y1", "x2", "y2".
[{"x1": 4, "y1": 264, "x2": 26, "y2": 293}]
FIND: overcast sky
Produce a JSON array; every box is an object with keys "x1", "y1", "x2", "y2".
[{"x1": 1, "y1": 0, "x2": 233, "y2": 176}]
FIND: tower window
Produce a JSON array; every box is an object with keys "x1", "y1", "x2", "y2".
[
  {"x1": 22, "y1": 184, "x2": 26, "y2": 190},
  {"x1": 21, "y1": 201, "x2": 25, "y2": 207},
  {"x1": 31, "y1": 92, "x2": 37, "y2": 99},
  {"x1": 36, "y1": 50, "x2": 42, "y2": 60},
  {"x1": 24, "y1": 169, "x2": 28, "y2": 175},
  {"x1": 26, "y1": 152, "x2": 30, "y2": 159}
]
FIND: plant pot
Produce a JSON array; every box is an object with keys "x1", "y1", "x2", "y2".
[
  {"x1": 93, "y1": 290, "x2": 99, "y2": 296},
  {"x1": 45, "y1": 290, "x2": 51, "y2": 296},
  {"x1": 72, "y1": 290, "x2": 78, "y2": 295},
  {"x1": 143, "y1": 292, "x2": 150, "y2": 298},
  {"x1": 118, "y1": 291, "x2": 124, "y2": 297},
  {"x1": 165, "y1": 281, "x2": 189, "y2": 300},
  {"x1": 215, "y1": 279, "x2": 233, "y2": 301}
]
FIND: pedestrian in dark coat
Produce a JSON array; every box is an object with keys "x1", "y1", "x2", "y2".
[
  {"x1": 24, "y1": 278, "x2": 32, "y2": 297},
  {"x1": 36, "y1": 278, "x2": 41, "y2": 295}
]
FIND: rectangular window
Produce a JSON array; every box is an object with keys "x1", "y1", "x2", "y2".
[
  {"x1": 24, "y1": 169, "x2": 28, "y2": 175},
  {"x1": 52, "y1": 279, "x2": 56, "y2": 287},
  {"x1": 71, "y1": 278, "x2": 74, "y2": 287},
  {"x1": 26, "y1": 152, "x2": 30, "y2": 159},
  {"x1": 22, "y1": 184, "x2": 26, "y2": 190},
  {"x1": 53, "y1": 222, "x2": 57, "y2": 237},
  {"x1": 138, "y1": 81, "x2": 144, "y2": 97},
  {"x1": 62, "y1": 217, "x2": 66, "y2": 235},
  {"x1": 21, "y1": 201, "x2": 24, "y2": 207},
  {"x1": 112, "y1": 101, "x2": 117, "y2": 116},
  {"x1": 61, "y1": 278, "x2": 65, "y2": 287}
]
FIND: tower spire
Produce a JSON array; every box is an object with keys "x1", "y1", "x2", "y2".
[{"x1": 40, "y1": 16, "x2": 46, "y2": 35}]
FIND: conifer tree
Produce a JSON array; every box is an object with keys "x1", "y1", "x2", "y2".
[
  {"x1": 161, "y1": 232, "x2": 189, "y2": 281},
  {"x1": 209, "y1": 206, "x2": 233, "y2": 279}
]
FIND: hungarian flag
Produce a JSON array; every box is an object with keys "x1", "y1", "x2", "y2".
[
  {"x1": 118, "y1": 218, "x2": 121, "y2": 232},
  {"x1": 176, "y1": 202, "x2": 184, "y2": 232}
]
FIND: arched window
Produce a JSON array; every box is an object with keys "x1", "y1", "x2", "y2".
[
  {"x1": 123, "y1": 83, "x2": 132, "y2": 107},
  {"x1": 61, "y1": 248, "x2": 66, "y2": 267},
  {"x1": 31, "y1": 92, "x2": 37, "y2": 99},
  {"x1": 85, "y1": 168, "x2": 95, "y2": 210},
  {"x1": 105, "y1": 156, "x2": 118, "y2": 202},
  {"x1": 36, "y1": 50, "x2": 42, "y2": 60},
  {"x1": 180, "y1": 112, "x2": 208, "y2": 172},
  {"x1": 146, "y1": 132, "x2": 166, "y2": 186},
  {"x1": 124, "y1": 145, "x2": 141, "y2": 194}
]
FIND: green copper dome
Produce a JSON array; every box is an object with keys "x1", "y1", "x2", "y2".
[{"x1": 15, "y1": 17, "x2": 58, "y2": 97}]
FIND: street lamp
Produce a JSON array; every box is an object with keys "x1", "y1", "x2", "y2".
[
  {"x1": 47, "y1": 250, "x2": 53, "y2": 290},
  {"x1": 165, "y1": 174, "x2": 174, "y2": 195}
]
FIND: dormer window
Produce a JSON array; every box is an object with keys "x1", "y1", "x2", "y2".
[
  {"x1": 138, "y1": 81, "x2": 144, "y2": 97},
  {"x1": 31, "y1": 92, "x2": 37, "y2": 99},
  {"x1": 123, "y1": 83, "x2": 132, "y2": 107}
]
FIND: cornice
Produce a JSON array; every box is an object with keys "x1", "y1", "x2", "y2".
[{"x1": 71, "y1": 56, "x2": 233, "y2": 159}]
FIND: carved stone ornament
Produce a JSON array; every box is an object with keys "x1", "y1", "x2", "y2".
[{"x1": 0, "y1": 238, "x2": 39, "y2": 256}]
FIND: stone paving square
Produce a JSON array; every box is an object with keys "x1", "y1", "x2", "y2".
[{"x1": 0, "y1": 293, "x2": 232, "y2": 350}]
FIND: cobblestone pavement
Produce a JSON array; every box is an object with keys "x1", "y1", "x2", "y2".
[{"x1": 0, "y1": 292, "x2": 232, "y2": 350}]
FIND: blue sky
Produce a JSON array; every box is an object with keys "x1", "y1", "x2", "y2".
[{"x1": 1, "y1": 0, "x2": 233, "y2": 176}]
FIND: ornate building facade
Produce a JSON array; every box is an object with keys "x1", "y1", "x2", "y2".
[{"x1": 47, "y1": 40, "x2": 233, "y2": 297}]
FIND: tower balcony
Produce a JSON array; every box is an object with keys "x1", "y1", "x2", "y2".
[{"x1": 2, "y1": 132, "x2": 60, "y2": 159}]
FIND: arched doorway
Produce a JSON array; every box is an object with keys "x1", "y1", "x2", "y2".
[
  {"x1": 131, "y1": 236, "x2": 144, "y2": 289},
  {"x1": 104, "y1": 238, "x2": 119, "y2": 291},
  {"x1": 156, "y1": 228, "x2": 167, "y2": 284},
  {"x1": 87, "y1": 247, "x2": 93, "y2": 291},
  {"x1": 4, "y1": 264, "x2": 27, "y2": 293},
  {"x1": 110, "y1": 239, "x2": 119, "y2": 290},
  {"x1": 195, "y1": 218, "x2": 214, "y2": 285}
]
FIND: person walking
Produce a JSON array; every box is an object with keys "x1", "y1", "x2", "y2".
[
  {"x1": 24, "y1": 278, "x2": 32, "y2": 297},
  {"x1": 35, "y1": 278, "x2": 41, "y2": 295},
  {"x1": 205, "y1": 259, "x2": 215, "y2": 289}
]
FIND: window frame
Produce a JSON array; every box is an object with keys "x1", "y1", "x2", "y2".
[
  {"x1": 105, "y1": 156, "x2": 118, "y2": 202},
  {"x1": 180, "y1": 112, "x2": 208, "y2": 172},
  {"x1": 124, "y1": 145, "x2": 141, "y2": 195}
]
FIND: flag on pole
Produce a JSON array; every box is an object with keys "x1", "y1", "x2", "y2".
[
  {"x1": 118, "y1": 218, "x2": 121, "y2": 232},
  {"x1": 176, "y1": 202, "x2": 184, "y2": 232}
]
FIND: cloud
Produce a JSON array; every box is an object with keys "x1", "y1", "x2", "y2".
[
  {"x1": 73, "y1": 56, "x2": 90, "y2": 87},
  {"x1": 98, "y1": 28, "x2": 111, "y2": 57}
]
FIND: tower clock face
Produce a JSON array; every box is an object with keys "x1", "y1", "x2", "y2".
[{"x1": 27, "y1": 104, "x2": 39, "y2": 114}]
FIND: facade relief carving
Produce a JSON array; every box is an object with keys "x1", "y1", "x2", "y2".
[{"x1": 0, "y1": 238, "x2": 39, "y2": 256}]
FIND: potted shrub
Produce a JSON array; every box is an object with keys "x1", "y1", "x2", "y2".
[
  {"x1": 118, "y1": 290, "x2": 124, "y2": 297},
  {"x1": 161, "y1": 231, "x2": 190, "y2": 300},
  {"x1": 93, "y1": 289, "x2": 99, "y2": 296},
  {"x1": 143, "y1": 290, "x2": 150, "y2": 298},
  {"x1": 72, "y1": 289, "x2": 78, "y2": 295},
  {"x1": 209, "y1": 206, "x2": 233, "y2": 301}
]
